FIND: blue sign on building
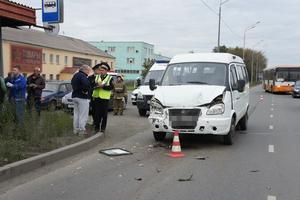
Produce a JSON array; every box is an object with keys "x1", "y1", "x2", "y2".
[{"x1": 42, "y1": 0, "x2": 64, "y2": 23}]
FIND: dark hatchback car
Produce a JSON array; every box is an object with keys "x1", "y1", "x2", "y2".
[
  {"x1": 41, "y1": 81, "x2": 72, "y2": 110},
  {"x1": 292, "y1": 80, "x2": 300, "y2": 98}
]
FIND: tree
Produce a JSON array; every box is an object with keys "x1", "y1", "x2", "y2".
[
  {"x1": 212, "y1": 45, "x2": 268, "y2": 82},
  {"x1": 213, "y1": 45, "x2": 229, "y2": 53},
  {"x1": 141, "y1": 58, "x2": 155, "y2": 79}
]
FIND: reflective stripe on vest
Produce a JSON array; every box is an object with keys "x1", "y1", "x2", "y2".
[{"x1": 92, "y1": 75, "x2": 112, "y2": 99}]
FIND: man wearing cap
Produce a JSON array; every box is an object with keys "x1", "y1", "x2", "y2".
[
  {"x1": 91, "y1": 62, "x2": 114, "y2": 133},
  {"x1": 27, "y1": 67, "x2": 45, "y2": 116},
  {"x1": 113, "y1": 74, "x2": 127, "y2": 115},
  {"x1": 88, "y1": 64, "x2": 102, "y2": 125}
]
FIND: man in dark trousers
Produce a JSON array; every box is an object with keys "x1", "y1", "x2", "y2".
[
  {"x1": 0, "y1": 75, "x2": 6, "y2": 105},
  {"x1": 26, "y1": 67, "x2": 45, "y2": 116},
  {"x1": 91, "y1": 62, "x2": 114, "y2": 133},
  {"x1": 4, "y1": 72, "x2": 13, "y2": 102},
  {"x1": 87, "y1": 64, "x2": 101, "y2": 126}
]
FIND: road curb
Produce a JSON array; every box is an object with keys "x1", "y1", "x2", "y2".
[{"x1": 0, "y1": 133, "x2": 103, "y2": 183}]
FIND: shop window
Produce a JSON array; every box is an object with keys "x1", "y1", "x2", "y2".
[
  {"x1": 56, "y1": 55, "x2": 60, "y2": 65},
  {"x1": 50, "y1": 74, "x2": 53, "y2": 80},
  {"x1": 56, "y1": 74, "x2": 60, "y2": 80},
  {"x1": 50, "y1": 54, "x2": 54, "y2": 64},
  {"x1": 42, "y1": 53, "x2": 46, "y2": 64},
  {"x1": 64, "y1": 56, "x2": 68, "y2": 65}
]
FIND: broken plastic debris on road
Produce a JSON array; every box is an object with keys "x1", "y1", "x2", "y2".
[{"x1": 99, "y1": 148, "x2": 133, "y2": 156}]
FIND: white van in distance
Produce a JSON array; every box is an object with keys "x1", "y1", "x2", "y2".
[
  {"x1": 148, "y1": 53, "x2": 249, "y2": 145},
  {"x1": 135, "y1": 61, "x2": 169, "y2": 116}
]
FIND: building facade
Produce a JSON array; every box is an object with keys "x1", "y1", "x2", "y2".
[
  {"x1": 2, "y1": 27, "x2": 115, "y2": 80},
  {"x1": 90, "y1": 41, "x2": 155, "y2": 80}
]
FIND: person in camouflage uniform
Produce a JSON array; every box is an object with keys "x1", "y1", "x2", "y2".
[{"x1": 113, "y1": 75, "x2": 127, "y2": 115}]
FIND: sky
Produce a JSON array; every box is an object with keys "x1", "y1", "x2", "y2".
[{"x1": 12, "y1": 0, "x2": 300, "y2": 66}]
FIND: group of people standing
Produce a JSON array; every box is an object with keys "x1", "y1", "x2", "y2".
[
  {"x1": 71, "y1": 62, "x2": 127, "y2": 135},
  {"x1": 0, "y1": 62, "x2": 126, "y2": 134},
  {"x1": 0, "y1": 66, "x2": 45, "y2": 123}
]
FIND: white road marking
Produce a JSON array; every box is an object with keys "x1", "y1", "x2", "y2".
[
  {"x1": 268, "y1": 145, "x2": 275, "y2": 153},
  {"x1": 271, "y1": 104, "x2": 274, "y2": 106},
  {"x1": 249, "y1": 132, "x2": 271, "y2": 135},
  {"x1": 268, "y1": 195, "x2": 276, "y2": 200},
  {"x1": 269, "y1": 125, "x2": 274, "y2": 130},
  {"x1": 270, "y1": 114, "x2": 274, "y2": 118}
]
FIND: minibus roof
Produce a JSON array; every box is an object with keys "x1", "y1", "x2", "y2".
[{"x1": 169, "y1": 53, "x2": 244, "y2": 65}]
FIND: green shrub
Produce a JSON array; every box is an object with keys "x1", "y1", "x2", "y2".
[
  {"x1": 0, "y1": 102, "x2": 77, "y2": 166},
  {"x1": 0, "y1": 137, "x2": 26, "y2": 165}
]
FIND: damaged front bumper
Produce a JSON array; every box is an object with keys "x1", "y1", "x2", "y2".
[{"x1": 149, "y1": 107, "x2": 231, "y2": 135}]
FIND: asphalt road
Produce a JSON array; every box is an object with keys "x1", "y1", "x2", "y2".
[{"x1": 1, "y1": 86, "x2": 300, "y2": 200}]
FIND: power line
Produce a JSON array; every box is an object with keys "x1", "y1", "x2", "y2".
[
  {"x1": 200, "y1": 0, "x2": 242, "y2": 39},
  {"x1": 200, "y1": 0, "x2": 218, "y2": 15},
  {"x1": 222, "y1": 19, "x2": 242, "y2": 38}
]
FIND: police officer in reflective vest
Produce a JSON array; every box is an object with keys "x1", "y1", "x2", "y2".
[{"x1": 92, "y1": 62, "x2": 114, "y2": 133}]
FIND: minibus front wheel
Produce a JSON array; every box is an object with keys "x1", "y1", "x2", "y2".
[
  {"x1": 153, "y1": 131, "x2": 166, "y2": 141},
  {"x1": 223, "y1": 118, "x2": 235, "y2": 145}
]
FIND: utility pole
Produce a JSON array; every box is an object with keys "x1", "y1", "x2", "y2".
[
  {"x1": 0, "y1": 20, "x2": 3, "y2": 77},
  {"x1": 217, "y1": 0, "x2": 229, "y2": 52}
]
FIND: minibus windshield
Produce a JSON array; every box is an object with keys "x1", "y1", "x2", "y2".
[
  {"x1": 161, "y1": 63, "x2": 226, "y2": 86},
  {"x1": 143, "y1": 70, "x2": 164, "y2": 85}
]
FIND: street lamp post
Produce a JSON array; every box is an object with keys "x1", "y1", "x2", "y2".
[
  {"x1": 251, "y1": 40, "x2": 263, "y2": 83},
  {"x1": 217, "y1": 0, "x2": 229, "y2": 52},
  {"x1": 256, "y1": 51, "x2": 265, "y2": 82},
  {"x1": 243, "y1": 21, "x2": 260, "y2": 60}
]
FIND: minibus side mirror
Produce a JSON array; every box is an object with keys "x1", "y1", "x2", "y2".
[
  {"x1": 136, "y1": 78, "x2": 141, "y2": 88},
  {"x1": 149, "y1": 79, "x2": 157, "y2": 91},
  {"x1": 237, "y1": 80, "x2": 246, "y2": 92}
]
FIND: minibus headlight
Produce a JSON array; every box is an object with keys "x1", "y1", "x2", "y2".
[
  {"x1": 207, "y1": 103, "x2": 225, "y2": 115},
  {"x1": 150, "y1": 99, "x2": 164, "y2": 115},
  {"x1": 137, "y1": 92, "x2": 144, "y2": 100}
]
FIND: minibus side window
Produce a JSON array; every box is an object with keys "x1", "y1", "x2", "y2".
[
  {"x1": 230, "y1": 65, "x2": 238, "y2": 90},
  {"x1": 243, "y1": 66, "x2": 249, "y2": 83},
  {"x1": 236, "y1": 65, "x2": 245, "y2": 81}
]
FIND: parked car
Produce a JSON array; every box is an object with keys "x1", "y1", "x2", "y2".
[
  {"x1": 292, "y1": 80, "x2": 300, "y2": 98},
  {"x1": 62, "y1": 72, "x2": 127, "y2": 111},
  {"x1": 62, "y1": 91, "x2": 73, "y2": 110},
  {"x1": 41, "y1": 81, "x2": 72, "y2": 111},
  {"x1": 131, "y1": 88, "x2": 138, "y2": 105},
  {"x1": 148, "y1": 53, "x2": 249, "y2": 145}
]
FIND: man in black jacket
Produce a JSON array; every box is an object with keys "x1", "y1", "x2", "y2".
[
  {"x1": 71, "y1": 65, "x2": 91, "y2": 135},
  {"x1": 0, "y1": 76, "x2": 6, "y2": 106},
  {"x1": 91, "y1": 62, "x2": 114, "y2": 133},
  {"x1": 27, "y1": 67, "x2": 45, "y2": 116}
]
